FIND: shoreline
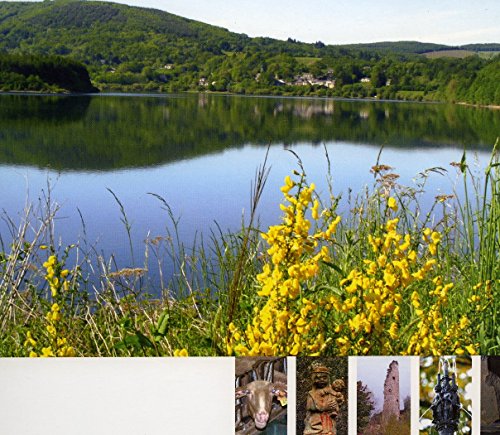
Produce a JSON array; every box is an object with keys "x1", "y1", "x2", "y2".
[
  {"x1": 0, "y1": 91, "x2": 500, "y2": 110},
  {"x1": 457, "y1": 101, "x2": 500, "y2": 110},
  {"x1": 1, "y1": 89, "x2": 499, "y2": 109},
  {"x1": 0, "y1": 89, "x2": 99, "y2": 96}
]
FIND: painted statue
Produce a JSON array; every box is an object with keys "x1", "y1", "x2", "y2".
[{"x1": 303, "y1": 363, "x2": 345, "y2": 435}]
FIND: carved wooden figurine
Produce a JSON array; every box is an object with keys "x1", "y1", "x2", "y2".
[{"x1": 303, "y1": 363, "x2": 345, "y2": 435}]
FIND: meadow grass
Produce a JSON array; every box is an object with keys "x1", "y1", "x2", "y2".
[{"x1": 0, "y1": 144, "x2": 498, "y2": 357}]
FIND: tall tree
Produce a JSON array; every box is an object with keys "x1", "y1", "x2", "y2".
[{"x1": 357, "y1": 381, "x2": 375, "y2": 433}]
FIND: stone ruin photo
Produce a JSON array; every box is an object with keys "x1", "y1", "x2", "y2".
[{"x1": 357, "y1": 357, "x2": 411, "y2": 435}]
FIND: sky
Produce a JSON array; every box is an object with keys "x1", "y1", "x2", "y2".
[{"x1": 357, "y1": 356, "x2": 411, "y2": 414}]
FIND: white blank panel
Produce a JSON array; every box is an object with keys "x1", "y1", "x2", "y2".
[{"x1": 0, "y1": 357, "x2": 234, "y2": 435}]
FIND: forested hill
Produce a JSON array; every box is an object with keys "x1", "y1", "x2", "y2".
[
  {"x1": 340, "y1": 41, "x2": 500, "y2": 54},
  {"x1": 0, "y1": 53, "x2": 98, "y2": 92},
  {"x1": 0, "y1": 1, "x2": 498, "y2": 104}
]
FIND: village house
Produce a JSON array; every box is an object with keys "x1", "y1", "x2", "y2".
[{"x1": 289, "y1": 74, "x2": 335, "y2": 88}]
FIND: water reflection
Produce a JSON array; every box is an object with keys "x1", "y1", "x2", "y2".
[
  {"x1": 0, "y1": 94, "x2": 497, "y2": 171},
  {"x1": 0, "y1": 94, "x2": 497, "y2": 291}
]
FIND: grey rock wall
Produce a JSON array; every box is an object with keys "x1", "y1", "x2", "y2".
[{"x1": 383, "y1": 360, "x2": 400, "y2": 423}]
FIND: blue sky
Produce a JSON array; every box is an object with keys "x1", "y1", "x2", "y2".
[{"x1": 12, "y1": 0, "x2": 500, "y2": 45}]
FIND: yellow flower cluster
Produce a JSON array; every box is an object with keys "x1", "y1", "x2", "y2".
[
  {"x1": 173, "y1": 348, "x2": 189, "y2": 357},
  {"x1": 404, "y1": 248, "x2": 483, "y2": 355},
  {"x1": 329, "y1": 211, "x2": 422, "y2": 354},
  {"x1": 405, "y1": 276, "x2": 473, "y2": 355},
  {"x1": 422, "y1": 227, "x2": 441, "y2": 256},
  {"x1": 434, "y1": 280, "x2": 494, "y2": 356},
  {"x1": 227, "y1": 173, "x2": 339, "y2": 356},
  {"x1": 227, "y1": 172, "x2": 487, "y2": 356},
  {"x1": 24, "y1": 253, "x2": 76, "y2": 357},
  {"x1": 468, "y1": 280, "x2": 494, "y2": 312},
  {"x1": 331, "y1": 199, "x2": 478, "y2": 355},
  {"x1": 43, "y1": 254, "x2": 70, "y2": 297}
]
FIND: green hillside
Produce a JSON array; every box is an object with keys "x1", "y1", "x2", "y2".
[
  {"x1": 461, "y1": 43, "x2": 500, "y2": 52},
  {"x1": 343, "y1": 41, "x2": 500, "y2": 55},
  {"x1": 340, "y1": 41, "x2": 452, "y2": 54},
  {"x1": 0, "y1": 1, "x2": 498, "y2": 104},
  {"x1": 423, "y1": 50, "x2": 476, "y2": 59},
  {"x1": 0, "y1": 52, "x2": 98, "y2": 92}
]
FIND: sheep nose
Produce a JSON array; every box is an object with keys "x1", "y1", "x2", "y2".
[{"x1": 255, "y1": 410, "x2": 269, "y2": 426}]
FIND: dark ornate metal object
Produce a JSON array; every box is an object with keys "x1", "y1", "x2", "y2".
[{"x1": 431, "y1": 359, "x2": 461, "y2": 435}]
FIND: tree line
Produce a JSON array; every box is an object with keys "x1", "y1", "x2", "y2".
[
  {"x1": 0, "y1": 1, "x2": 498, "y2": 104},
  {"x1": 0, "y1": 52, "x2": 98, "y2": 93}
]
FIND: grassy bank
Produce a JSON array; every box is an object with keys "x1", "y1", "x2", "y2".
[{"x1": 0, "y1": 144, "x2": 498, "y2": 357}]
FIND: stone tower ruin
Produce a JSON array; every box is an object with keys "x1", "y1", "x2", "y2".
[{"x1": 382, "y1": 360, "x2": 400, "y2": 423}]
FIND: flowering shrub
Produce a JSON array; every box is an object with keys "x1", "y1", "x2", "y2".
[
  {"x1": 330, "y1": 209, "x2": 478, "y2": 355},
  {"x1": 24, "y1": 251, "x2": 76, "y2": 357},
  {"x1": 227, "y1": 172, "x2": 340, "y2": 355},
  {"x1": 227, "y1": 171, "x2": 488, "y2": 356}
]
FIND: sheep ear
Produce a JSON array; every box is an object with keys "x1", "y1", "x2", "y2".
[
  {"x1": 235, "y1": 387, "x2": 250, "y2": 399},
  {"x1": 271, "y1": 382, "x2": 287, "y2": 397},
  {"x1": 271, "y1": 383, "x2": 288, "y2": 406}
]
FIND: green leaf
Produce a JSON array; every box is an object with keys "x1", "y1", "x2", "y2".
[
  {"x1": 321, "y1": 260, "x2": 343, "y2": 274},
  {"x1": 134, "y1": 331, "x2": 154, "y2": 349},
  {"x1": 314, "y1": 284, "x2": 343, "y2": 296},
  {"x1": 156, "y1": 311, "x2": 170, "y2": 336},
  {"x1": 116, "y1": 332, "x2": 154, "y2": 352},
  {"x1": 123, "y1": 334, "x2": 141, "y2": 348},
  {"x1": 119, "y1": 317, "x2": 133, "y2": 329}
]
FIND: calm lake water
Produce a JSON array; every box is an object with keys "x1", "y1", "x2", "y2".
[{"x1": 1, "y1": 93, "x2": 498, "y2": 292}]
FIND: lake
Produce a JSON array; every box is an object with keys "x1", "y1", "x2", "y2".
[{"x1": 1, "y1": 93, "x2": 498, "y2": 292}]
